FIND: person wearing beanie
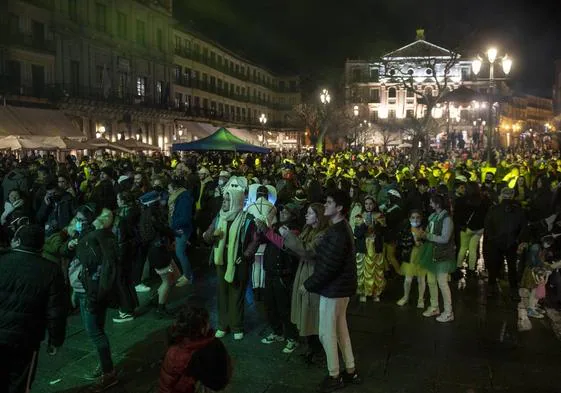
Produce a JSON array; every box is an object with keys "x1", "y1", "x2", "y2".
[
  {"x1": 0, "y1": 223, "x2": 67, "y2": 393},
  {"x1": 203, "y1": 179, "x2": 259, "y2": 340},
  {"x1": 90, "y1": 166, "x2": 117, "y2": 211}
]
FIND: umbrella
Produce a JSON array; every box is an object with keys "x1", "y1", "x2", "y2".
[
  {"x1": 0, "y1": 136, "x2": 56, "y2": 150},
  {"x1": 87, "y1": 137, "x2": 133, "y2": 153},
  {"x1": 117, "y1": 138, "x2": 159, "y2": 150},
  {"x1": 39, "y1": 136, "x2": 95, "y2": 150}
]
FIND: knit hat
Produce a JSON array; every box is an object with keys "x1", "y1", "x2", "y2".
[
  {"x1": 100, "y1": 166, "x2": 115, "y2": 179},
  {"x1": 388, "y1": 189, "x2": 402, "y2": 199}
]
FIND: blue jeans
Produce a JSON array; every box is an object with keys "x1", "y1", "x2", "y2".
[
  {"x1": 175, "y1": 232, "x2": 192, "y2": 280},
  {"x1": 77, "y1": 293, "x2": 114, "y2": 373}
]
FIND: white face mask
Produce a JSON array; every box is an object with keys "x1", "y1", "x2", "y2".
[{"x1": 410, "y1": 219, "x2": 421, "y2": 228}]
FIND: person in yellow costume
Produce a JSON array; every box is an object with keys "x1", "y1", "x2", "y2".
[{"x1": 354, "y1": 196, "x2": 386, "y2": 302}]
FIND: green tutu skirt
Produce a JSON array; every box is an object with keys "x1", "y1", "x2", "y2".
[{"x1": 419, "y1": 242, "x2": 457, "y2": 275}]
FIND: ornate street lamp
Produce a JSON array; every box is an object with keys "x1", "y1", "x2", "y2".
[
  {"x1": 259, "y1": 113, "x2": 267, "y2": 146},
  {"x1": 472, "y1": 47, "x2": 513, "y2": 159}
]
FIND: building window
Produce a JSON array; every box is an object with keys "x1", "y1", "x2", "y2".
[
  {"x1": 461, "y1": 67, "x2": 470, "y2": 81},
  {"x1": 388, "y1": 87, "x2": 397, "y2": 99},
  {"x1": 370, "y1": 88, "x2": 380, "y2": 103},
  {"x1": 95, "y1": 3, "x2": 107, "y2": 33},
  {"x1": 389, "y1": 109, "x2": 396, "y2": 119},
  {"x1": 174, "y1": 65, "x2": 182, "y2": 82},
  {"x1": 370, "y1": 110, "x2": 379, "y2": 122},
  {"x1": 210, "y1": 51, "x2": 216, "y2": 64},
  {"x1": 406, "y1": 89, "x2": 415, "y2": 98},
  {"x1": 369, "y1": 68, "x2": 380, "y2": 82},
  {"x1": 31, "y1": 65, "x2": 45, "y2": 97},
  {"x1": 241, "y1": 108, "x2": 246, "y2": 120},
  {"x1": 406, "y1": 109, "x2": 414, "y2": 118},
  {"x1": 203, "y1": 98, "x2": 209, "y2": 110},
  {"x1": 174, "y1": 92, "x2": 183, "y2": 108},
  {"x1": 175, "y1": 36, "x2": 181, "y2": 51},
  {"x1": 157, "y1": 28, "x2": 163, "y2": 51},
  {"x1": 95, "y1": 65, "x2": 103, "y2": 89},
  {"x1": 118, "y1": 72, "x2": 128, "y2": 98},
  {"x1": 117, "y1": 12, "x2": 127, "y2": 39},
  {"x1": 68, "y1": 0, "x2": 78, "y2": 21},
  {"x1": 156, "y1": 81, "x2": 162, "y2": 103},
  {"x1": 136, "y1": 20, "x2": 146, "y2": 46},
  {"x1": 70, "y1": 60, "x2": 80, "y2": 95},
  {"x1": 136, "y1": 76, "x2": 146, "y2": 97},
  {"x1": 203, "y1": 47, "x2": 209, "y2": 61},
  {"x1": 6, "y1": 60, "x2": 21, "y2": 88}
]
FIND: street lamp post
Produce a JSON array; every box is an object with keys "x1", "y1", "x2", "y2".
[
  {"x1": 353, "y1": 105, "x2": 359, "y2": 149},
  {"x1": 472, "y1": 47, "x2": 512, "y2": 161},
  {"x1": 259, "y1": 113, "x2": 267, "y2": 147},
  {"x1": 317, "y1": 89, "x2": 331, "y2": 152}
]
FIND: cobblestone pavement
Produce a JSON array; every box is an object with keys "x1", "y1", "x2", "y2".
[{"x1": 32, "y1": 258, "x2": 560, "y2": 393}]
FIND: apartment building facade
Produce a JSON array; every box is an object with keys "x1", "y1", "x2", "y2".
[{"x1": 1, "y1": 0, "x2": 301, "y2": 151}]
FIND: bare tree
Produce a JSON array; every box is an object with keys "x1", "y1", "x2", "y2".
[
  {"x1": 381, "y1": 43, "x2": 459, "y2": 161},
  {"x1": 371, "y1": 120, "x2": 403, "y2": 151}
]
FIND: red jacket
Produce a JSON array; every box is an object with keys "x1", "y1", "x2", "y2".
[{"x1": 159, "y1": 333, "x2": 215, "y2": 393}]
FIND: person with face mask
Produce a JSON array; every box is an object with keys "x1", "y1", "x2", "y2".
[
  {"x1": 396, "y1": 210, "x2": 429, "y2": 308},
  {"x1": 0, "y1": 223, "x2": 67, "y2": 393}
]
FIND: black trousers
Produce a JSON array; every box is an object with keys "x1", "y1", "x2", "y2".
[
  {"x1": 484, "y1": 243, "x2": 518, "y2": 289},
  {"x1": 132, "y1": 242, "x2": 151, "y2": 285},
  {"x1": 264, "y1": 274, "x2": 298, "y2": 340},
  {"x1": 0, "y1": 346, "x2": 37, "y2": 393}
]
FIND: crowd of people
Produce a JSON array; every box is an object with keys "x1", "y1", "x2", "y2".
[{"x1": 1, "y1": 145, "x2": 561, "y2": 393}]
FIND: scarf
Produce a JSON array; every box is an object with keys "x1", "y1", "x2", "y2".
[
  {"x1": 168, "y1": 187, "x2": 186, "y2": 226},
  {"x1": 197, "y1": 177, "x2": 213, "y2": 211},
  {"x1": 213, "y1": 189, "x2": 246, "y2": 283}
]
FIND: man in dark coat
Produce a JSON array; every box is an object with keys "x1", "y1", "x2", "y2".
[
  {"x1": 483, "y1": 187, "x2": 527, "y2": 299},
  {"x1": 0, "y1": 224, "x2": 67, "y2": 393},
  {"x1": 36, "y1": 181, "x2": 77, "y2": 236},
  {"x1": 304, "y1": 189, "x2": 361, "y2": 392}
]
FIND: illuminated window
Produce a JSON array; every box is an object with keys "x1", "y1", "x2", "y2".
[
  {"x1": 389, "y1": 109, "x2": 396, "y2": 119},
  {"x1": 136, "y1": 76, "x2": 146, "y2": 97},
  {"x1": 388, "y1": 87, "x2": 397, "y2": 98}
]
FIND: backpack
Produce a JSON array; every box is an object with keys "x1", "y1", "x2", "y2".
[{"x1": 138, "y1": 204, "x2": 158, "y2": 244}]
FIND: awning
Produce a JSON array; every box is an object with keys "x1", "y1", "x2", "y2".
[{"x1": 0, "y1": 106, "x2": 83, "y2": 137}]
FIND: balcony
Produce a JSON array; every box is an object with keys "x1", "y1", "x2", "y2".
[
  {"x1": 173, "y1": 77, "x2": 292, "y2": 111},
  {"x1": 173, "y1": 48, "x2": 299, "y2": 93},
  {"x1": 0, "y1": 31, "x2": 56, "y2": 54},
  {"x1": 21, "y1": 0, "x2": 54, "y2": 10}
]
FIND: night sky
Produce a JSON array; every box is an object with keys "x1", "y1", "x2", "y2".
[{"x1": 174, "y1": 0, "x2": 561, "y2": 98}]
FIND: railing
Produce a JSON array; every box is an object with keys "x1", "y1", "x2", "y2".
[
  {"x1": 22, "y1": 0, "x2": 54, "y2": 10},
  {"x1": 173, "y1": 47, "x2": 299, "y2": 94},
  {"x1": 0, "y1": 31, "x2": 56, "y2": 53},
  {"x1": 174, "y1": 77, "x2": 293, "y2": 110}
]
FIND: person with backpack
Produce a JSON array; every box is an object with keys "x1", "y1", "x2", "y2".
[
  {"x1": 69, "y1": 206, "x2": 120, "y2": 392},
  {"x1": 159, "y1": 306, "x2": 232, "y2": 393}
]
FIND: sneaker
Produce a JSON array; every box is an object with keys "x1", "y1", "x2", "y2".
[
  {"x1": 535, "y1": 307, "x2": 546, "y2": 315},
  {"x1": 341, "y1": 369, "x2": 362, "y2": 385},
  {"x1": 527, "y1": 308, "x2": 545, "y2": 319},
  {"x1": 317, "y1": 375, "x2": 344, "y2": 392},
  {"x1": 417, "y1": 300, "x2": 425, "y2": 309},
  {"x1": 282, "y1": 339, "x2": 299, "y2": 353},
  {"x1": 396, "y1": 297, "x2": 408, "y2": 306},
  {"x1": 84, "y1": 366, "x2": 102, "y2": 381},
  {"x1": 112, "y1": 312, "x2": 134, "y2": 323},
  {"x1": 436, "y1": 312, "x2": 454, "y2": 323},
  {"x1": 422, "y1": 307, "x2": 440, "y2": 317},
  {"x1": 134, "y1": 284, "x2": 151, "y2": 293},
  {"x1": 261, "y1": 333, "x2": 284, "y2": 344},
  {"x1": 215, "y1": 330, "x2": 227, "y2": 338},
  {"x1": 359, "y1": 295, "x2": 367, "y2": 303},
  {"x1": 233, "y1": 332, "x2": 244, "y2": 340},
  {"x1": 90, "y1": 370, "x2": 118, "y2": 392},
  {"x1": 175, "y1": 276, "x2": 190, "y2": 288}
]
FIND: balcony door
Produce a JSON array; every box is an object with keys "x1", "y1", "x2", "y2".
[{"x1": 31, "y1": 64, "x2": 45, "y2": 97}]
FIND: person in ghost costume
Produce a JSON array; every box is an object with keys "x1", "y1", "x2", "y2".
[
  {"x1": 203, "y1": 177, "x2": 259, "y2": 340},
  {"x1": 245, "y1": 184, "x2": 278, "y2": 299}
]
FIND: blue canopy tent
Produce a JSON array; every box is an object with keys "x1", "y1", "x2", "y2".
[{"x1": 172, "y1": 127, "x2": 270, "y2": 154}]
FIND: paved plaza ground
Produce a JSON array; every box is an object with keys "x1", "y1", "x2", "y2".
[{"x1": 32, "y1": 255, "x2": 561, "y2": 393}]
